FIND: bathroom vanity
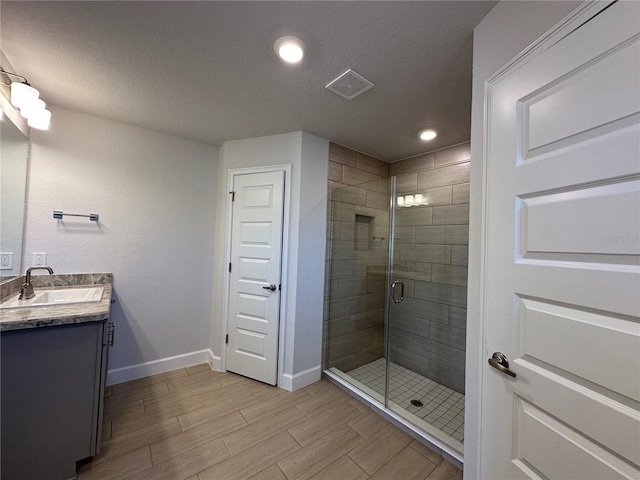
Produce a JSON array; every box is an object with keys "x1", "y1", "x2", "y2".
[{"x1": 0, "y1": 273, "x2": 113, "y2": 480}]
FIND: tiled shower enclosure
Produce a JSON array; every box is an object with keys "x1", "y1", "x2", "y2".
[{"x1": 324, "y1": 141, "x2": 470, "y2": 453}]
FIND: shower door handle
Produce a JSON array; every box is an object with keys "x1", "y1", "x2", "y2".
[{"x1": 391, "y1": 281, "x2": 404, "y2": 303}]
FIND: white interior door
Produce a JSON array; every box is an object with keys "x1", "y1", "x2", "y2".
[
  {"x1": 481, "y1": 2, "x2": 640, "y2": 478},
  {"x1": 227, "y1": 171, "x2": 284, "y2": 386}
]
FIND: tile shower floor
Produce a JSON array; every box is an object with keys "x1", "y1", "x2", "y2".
[{"x1": 347, "y1": 358, "x2": 465, "y2": 443}]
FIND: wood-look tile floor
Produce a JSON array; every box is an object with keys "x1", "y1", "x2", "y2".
[{"x1": 78, "y1": 364, "x2": 463, "y2": 480}]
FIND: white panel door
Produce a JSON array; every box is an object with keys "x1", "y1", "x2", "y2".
[
  {"x1": 482, "y1": 2, "x2": 640, "y2": 478},
  {"x1": 227, "y1": 171, "x2": 284, "y2": 385}
]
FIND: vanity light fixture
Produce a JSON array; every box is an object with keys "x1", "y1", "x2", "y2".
[
  {"x1": 396, "y1": 194, "x2": 429, "y2": 207},
  {"x1": 419, "y1": 129, "x2": 437, "y2": 141},
  {"x1": 1, "y1": 68, "x2": 51, "y2": 130},
  {"x1": 274, "y1": 36, "x2": 305, "y2": 64}
]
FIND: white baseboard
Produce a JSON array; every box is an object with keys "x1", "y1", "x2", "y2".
[
  {"x1": 281, "y1": 365, "x2": 322, "y2": 391},
  {"x1": 209, "y1": 350, "x2": 223, "y2": 372},
  {"x1": 106, "y1": 349, "x2": 214, "y2": 386}
]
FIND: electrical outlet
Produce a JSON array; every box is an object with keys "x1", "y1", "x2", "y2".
[
  {"x1": 0, "y1": 253, "x2": 13, "y2": 270},
  {"x1": 32, "y1": 253, "x2": 47, "y2": 267}
]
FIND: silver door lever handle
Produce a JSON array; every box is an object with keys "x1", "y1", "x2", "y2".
[
  {"x1": 488, "y1": 352, "x2": 516, "y2": 378},
  {"x1": 263, "y1": 284, "x2": 277, "y2": 291}
]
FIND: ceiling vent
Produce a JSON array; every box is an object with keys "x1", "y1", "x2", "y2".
[{"x1": 325, "y1": 69, "x2": 374, "y2": 100}]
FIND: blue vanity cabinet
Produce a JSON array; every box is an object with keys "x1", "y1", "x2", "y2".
[{"x1": 0, "y1": 319, "x2": 110, "y2": 480}]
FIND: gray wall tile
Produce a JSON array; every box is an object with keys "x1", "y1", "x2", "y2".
[
  {"x1": 389, "y1": 152, "x2": 435, "y2": 176},
  {"x1": 393, "y1": 226, "x2": 416, "y2": 244},
  {"x1": 364, "y1": 292, "x2": 385, "y2": 310},
  {"x1": 333, "y1": 186, "x2": 367, "y2": 206},
  {"x1": 431, "y1": 264, "x2": 468, "y2": 287},
  {"x1": 399, "y1": 244, "x2": 450, "y2": 264},
  {"x1": 355, "y1": 206, "x2": 389, "y2": 226},
  {"x1": 330, "y1": 296, "x2": 364, "y2": 318},
  {"x1": 353, "y1": 309, "x2": 384, "y2": 330},
  {"x1": 430, "y1": 323, "x2": 466, "y2": 350},
  {"x1": 328, "y1": 180, "x2": 347, "y2": 190},
  {"x1": 331, "y1": 240, "x2": 356, "y2": 260},
  {"x1": 414, "y1": 281, "x2": 467, "y2": 309},
  {"x1": 412, "y1": 335, "x2": 465, "y2": 370},
  {"x1": 434, "y1": 143, "x2": 470, "y2": 168},
  {"x1": 391, "y1": 297, "x2": 449, "y2": 324},
  {"x1": 343, "y1": 165, "x2": 380, "y2": 185},
  {"x1": 329, "y1": 161, "x2": 343, "y2": 182},
  {"x1": 332, "y1": 202, "x2": 355, "y2": 222},
  {"x1": 432, "y1": 204, "x2": 469, "y2": 225},
  {"x1": 366, "y1": 190, "x2": 389, "y2": 210},
  {"x1": 449, "y1": 307, "x2": 467, "y2": 330},
  {"x1": 395, "y1": 173, "x2": 418, "y2": 193},
  {"x1": 330, "y1": 259, "x2": 354, "y2": 279},
  {"x1": 329, "y1": 142, "x2": 357, "y2": 167},
  {"x1": 452, "y1": 183, "x2": 470, "y2": 204},
  {"x1": 394, "y1": 206, "x2": 432, "y2": 227},
  {"x1": 390, "y1": 328, "x2": 413, "y2": 351},
  {"x1": 337, "y1": 278, "x2": 366, "y2": 298},
  {"x1": 421, "y1": 185, "x2": 452, "y2": 206},
  {"x1": 428, "y1": 359, "x2": 465, "y2": 393},
  {"x1": 389, "y1": 311, "x2": 429, "y2": 337},
  {"x1": 338, "y1": 222, "x2": 355, "y2": 242},
  {"x1": 417, "y1": 162, "x2": 470, "y2": 190},
  {"x1": 390, "y1": 346, "x2": 430, "y2": 379},
  {"x1": 415, "y1": 225, "x2": 470, "y2": 246},
  {"x1": 357, "y1": 152, "x2": 389, "y2": 177},
  {"x1": 451, "y1": 245, "x2": 468, "y2": 266},
  {"x1": 414, "y1": 226, "x2": 445, "y2": 244},
  {"x1": 361, "y1": 180, "x2": 380, "y2": 192}
]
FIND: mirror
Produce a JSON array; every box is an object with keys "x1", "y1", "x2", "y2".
[{"x1": 0, "y1": 112, "x2": 29, "y2": 278}]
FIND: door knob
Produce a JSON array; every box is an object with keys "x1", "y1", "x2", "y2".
[
  {"x1": 488, "y1": 352, "x2": 516, "y2": 378},
  {"x1": 263, "y1": 284, "x2": 277, "y2": 291}
]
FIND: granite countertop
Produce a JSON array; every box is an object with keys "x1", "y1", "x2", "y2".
[{"x1": 0, "y1": 273, "x2": 112, "y2": 332}]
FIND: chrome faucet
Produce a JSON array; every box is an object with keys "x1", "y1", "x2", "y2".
[{"x1": 19, "y1": 266, "x2": 54, "y2": 300}]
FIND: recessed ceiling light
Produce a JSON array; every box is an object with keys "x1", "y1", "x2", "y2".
[
  {"x1": 274, "y1": 36, "x2": 305, "y2": 64},
  {"x1": 419, "y1": 130, "x2": 437, "y2": 141}
]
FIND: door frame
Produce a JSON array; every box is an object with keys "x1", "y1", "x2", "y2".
[
  {"x1": 220, "y1": 164, "x2": 292, "y2": 388},
  {"x1": 470, "y1": 1, "x2": 613, "y2": 476}
]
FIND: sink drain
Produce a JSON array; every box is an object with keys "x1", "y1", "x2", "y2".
[{"x1": 410, "y1": 399, "x2": 424, "y2": 407}]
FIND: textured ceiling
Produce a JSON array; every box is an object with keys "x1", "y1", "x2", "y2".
[{"x1": 1, "y1": 1, "x2": 497, "y2": 161}]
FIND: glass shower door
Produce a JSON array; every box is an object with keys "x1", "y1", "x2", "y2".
[
  {"x1": 385, "y1": 176, "x2": 466, "y2": 455},
  {"x1": 326, "y1": 180, "x2": 391, "y2": 404}
]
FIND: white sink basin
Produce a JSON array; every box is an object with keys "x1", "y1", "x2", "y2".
[{"x1": 0, "y1": 287, "x2": 105, "y2": 309}]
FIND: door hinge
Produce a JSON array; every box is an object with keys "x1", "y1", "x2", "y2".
[
  {"x1": 229, "y1": 262, "x2": 232, "y2": 272},
  {"x1": 279, "y1": 284, "x2": 282, "y2": 291},
  {"x1": 225, "y1": 334, "x2": 229, "y2": 344},
  {"x1": 229, "y1": 191, "x2": 235, "y2": 201}
]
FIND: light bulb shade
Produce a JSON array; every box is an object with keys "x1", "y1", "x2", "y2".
[
  {"x1": 20, "y1": 98, "x2": 46, "y2": 119},
  {"x1": 405, "y1": 195, "x2": 414, "y2": 206},
  {"x1": 397, "y1": 196, "x2": 404, "y2": 206},
  {"x1": 11, "y1": 82, "x2": 39, "y2": 109},
  {"x1": 414, "y1": 194, "x2": 424, "y2": 205},
  {"x1": 274, "y1": 36, "x2": 305, "y2": 63},
  {"x1": 27, "y1": 108, "x2": 51, "y2": 130}
]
